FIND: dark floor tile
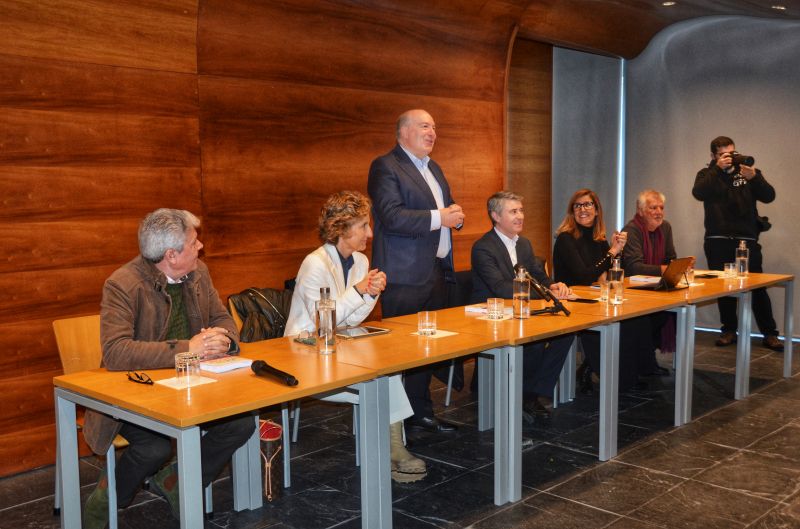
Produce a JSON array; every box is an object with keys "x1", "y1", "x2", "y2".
[
  {"x1": 618, "y1": 398, "x2": 677, "y2": 431},
  {"x1": 257, "y1": 485, "x2": 360, "y2": 529},
  {"x1": 471, "y1": 492, "x2": 620, "y2": 528},
  {"x1": 518, "y1": 443, "x2": 600, "y2": 491},
  {"x1": 746, "y1": 499, "x2": 800, "y2": 528},
  {"x1": 748, "y1": 423, "x2": 800, "y2": 463},
  {"x1": 605, "y1": 517, "x2": 668, "y2": 528},
  {"x1": 391, "y1": 468, "x2": 502, "y2": 527},
  {"x1": 759, "y1": 377, "x2": 800, "y2": 401},
  {"x1": 405, "y1": 426, "x2": 495, "y2": 471},
  {"x1": 335, "y1": 511, "x2": 439, "y2": 529},
  {"x1": 630, "y1": 479, "x2": 778, "y2": 529},
  {"x1": 552, "y1": 418, "x2": 655, "y2": 457},
  {"x1": 690, "y1": 403, "x2": 792, "y2": 449},
  {"x1": 547, "y1": 461, "x2": 683, "y2": 515},
  {"x1": 0, "y1": 458, "x2": 98, "y2": 511},
  {"x1": 617, "y1": 428, "x2": 737, "y2": 478},
  {"x1": 694, "y1": 450, "x2": 800, "y2": 502}
]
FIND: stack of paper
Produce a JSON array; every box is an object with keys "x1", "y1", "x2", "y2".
[{"x1": 200, "y1": 356, "x2": 253, "y2": 373}]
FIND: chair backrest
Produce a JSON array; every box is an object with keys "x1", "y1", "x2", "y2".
[
  {"x1": 52, "y1": 314, "x2": 103, "y2": 374},
  {"x1": 228, "y1": 298, "x2": 244, "y2": 331}
]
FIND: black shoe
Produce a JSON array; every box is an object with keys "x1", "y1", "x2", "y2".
[
  {"x1": 523, "y1": 398, "x2": 551, "y2": 420},
  {"x1": 577, "y1": 362, "x2": 594, "y2": 395},
  {"x1": 715, "y1": 331, "x2": 737, "y2": 347},
  {"x1": 406, "y1": 416, "x2": 458, "y2": 433},
  {"x1": 763, "y1": 335, "x2": 784, "y2": 351}
]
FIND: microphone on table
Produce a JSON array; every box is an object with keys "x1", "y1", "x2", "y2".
[
  {"x1": 514, "y1": 264, "x2": 571, "y2": 317},
  {"x1": 251, "y1": 360, "x2": 299, "y2": 387}
]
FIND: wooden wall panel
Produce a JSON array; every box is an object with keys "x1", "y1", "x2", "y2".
[
  {"x1": 198, "y1": 0, "x2": 512, "y2": 101},
  {"x1": 506, "y1": 38, "x2": 553, "y2": 265},
  {"x1": 0, "y1": 0, "x2": 199, "y2": 72}
]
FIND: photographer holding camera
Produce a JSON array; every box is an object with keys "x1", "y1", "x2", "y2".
[{"x1": 692, "y1": 135, "x2": 783, "y2": 351}]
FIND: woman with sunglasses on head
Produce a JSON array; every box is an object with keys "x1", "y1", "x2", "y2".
[{"x1": 553, "y1": 189, "x2": 653, "y2": 393}]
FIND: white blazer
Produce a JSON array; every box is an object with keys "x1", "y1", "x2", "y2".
[{"x1": 285, "y1": 244, "x2": 378, "y2": 336}]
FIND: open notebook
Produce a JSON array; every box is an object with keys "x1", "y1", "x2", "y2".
[{"x1": 627, "y1": 257, "x2": 693, "y2": 291}]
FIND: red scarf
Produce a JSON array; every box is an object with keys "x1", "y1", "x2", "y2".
[{"x1": 632, "y1": 213, "x2": 665, "y2": 265}]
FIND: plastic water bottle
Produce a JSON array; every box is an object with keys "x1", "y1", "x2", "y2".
[
  {"x1": 315, "y1": 287, "x2": 337, "y2": 354},
  {"x1": 735, "y1": 240, "x2": 749, "y2": 278}
]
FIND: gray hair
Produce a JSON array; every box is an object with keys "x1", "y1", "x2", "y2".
[
  {"x1": 396, "y1": 110, "x2": 413, "y2": 139},
  {"x1": 636, "y1": 189, "x2": 666, "y2": 211},
  {"x1": 138, "y1": 208, "x2": 201, "y2": 263},
  {"x1": 487, "y1": 191, "x2": 523, "y2": 225}
]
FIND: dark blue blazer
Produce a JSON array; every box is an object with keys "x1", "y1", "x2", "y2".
[
  {"x1": 368, "y1": 144, "x2": 455, "y2": 286},
  {"x1": 470, "y1": 229, "x2": 551, "y2": 303}
]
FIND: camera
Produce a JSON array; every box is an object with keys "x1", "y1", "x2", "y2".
[{"x1": 728, "y1": 151, "x2": 755, "y2": 166}]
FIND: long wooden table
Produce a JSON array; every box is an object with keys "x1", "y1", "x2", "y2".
[{"x1": 54, "y1": 342, "x2": 384, "y2": 529}]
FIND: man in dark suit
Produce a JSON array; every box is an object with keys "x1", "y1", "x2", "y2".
[
  {"x1": 472, "y1": 191, "x2": 573, "y2": 422},
  {"x1": 368, "y1": 109, "x2": 465, "y2": 433}
]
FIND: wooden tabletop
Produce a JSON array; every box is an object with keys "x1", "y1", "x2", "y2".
[{"x1": 54, "y1": 340, "x2": 378, "y2": 428}]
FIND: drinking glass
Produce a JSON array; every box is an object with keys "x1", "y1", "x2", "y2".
[
  {"x1": 175, "y1": 351, "x2": 199, "y2": 382},
  {"x1": 486, "y1": 298, "x2": 504, "y2": 320},
  {"x1": 417, "y1": 311, "x2": 437, "y2": 336}
]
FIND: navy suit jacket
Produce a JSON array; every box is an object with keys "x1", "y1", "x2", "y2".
[
  {"x1": 368, "y1": 144, "x2": 455, "y2": 287},
  {"x1": 470, "y1": 229, "x2": 551, "y2": 303}
]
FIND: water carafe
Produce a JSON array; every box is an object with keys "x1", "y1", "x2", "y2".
[
  {"x1": 315, "y1": 287, "x2": 337, "y2": 354},
  {"x1": 735, "y1": 240, "x2": 749, "y2": 278},
  {"x1": 513, "y1": 267, "x2": 530, "y2": 319},
  {"x1": 608, "y1": 257, "x2": 625, "y2": 305}
]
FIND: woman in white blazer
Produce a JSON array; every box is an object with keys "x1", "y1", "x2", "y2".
[{"x1": 285, "y1": 191, "x2": 426, "y2": 483}]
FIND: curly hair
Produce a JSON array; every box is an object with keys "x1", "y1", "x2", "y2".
[
  {"x1": 318, "y1": 191, "x2": 372, "y2": 244},
  {"x1": 555, "y1": 188, "x2": 607, "y2": 242}
]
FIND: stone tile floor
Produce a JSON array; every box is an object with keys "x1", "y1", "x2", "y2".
[{"x1": 2, "y1": 331, "x2": 799, "y2": 528}]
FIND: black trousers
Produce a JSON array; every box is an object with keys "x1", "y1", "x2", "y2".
[
  {"x1": 522, "y1": 334, "x2": 573, "y2": 399},
  {"x1": 381, "y1": 259, "x2": 449, "y2": 419},
  {"x1": 114, "y1": 414, "x2": 255, "y2": 507},
  {"x1": 704, "y1": 238, "x2": 778, "y2": 336},
  {"x1": 580, "y1": 315, "x2": 654, "y2": 392}
]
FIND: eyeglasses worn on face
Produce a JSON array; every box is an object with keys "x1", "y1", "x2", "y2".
[
  {"x1": 126, "y1": 371, "x2": 153, "y2": 385},
  {"x1": 573, "y1": 201, "x2": 595, "y2": 211}
]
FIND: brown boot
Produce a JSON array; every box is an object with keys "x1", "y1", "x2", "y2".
[{"x1": 390, "y1": 421, "x2": 427, "y2": 483}]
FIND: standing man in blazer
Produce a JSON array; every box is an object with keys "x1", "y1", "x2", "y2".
[
  {"x1": 472, "y1": 191, "x2": 573, "y2": 421},
  {"x1": 368, "y1": 109, "x2": 465, "y2": 433}
]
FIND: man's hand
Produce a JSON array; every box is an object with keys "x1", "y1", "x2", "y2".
[
  {"x1": 189, "y1": 327, "x2": 232, "y2": 359},
  {"x1": 440, "y1": 204, "x2": 465, "y2": 229},
  {"x1": 716, "y1": 152, "x2": 734, "y2": 171},
  {"x1": 549, "y1": 282, "x2": 572, "y2": 299},
  {"x1": 739, "y1": 164, "x2": 757, "y2": 180}
]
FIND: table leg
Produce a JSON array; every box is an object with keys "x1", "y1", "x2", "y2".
[
  {"x1": 783, "y1": 280, "x2": 794, "y2": 378},
  {"x1": 175, "y1": 427, "x2": 204, "y2": 529},
  {"x1": 355, "y1": 377, "x2": 391, "y2": 529},
  {"x1": 477, "y1": 354, "x2": 494, "y2": 431},
  {"x1": 597, "y1": 322, "x2": 620, "y2": 461},
  {"x1": 232, "y1": 414, "x2": 262, "y2": 511},
  {"x1": 505, "y1": 345, "x2": 522, "y2": 504},
  {"x1": 673, "y1": 305, "x2": 696, "y2": 426},
  {"x1": 55, "y1": 389, "x2": 80, "y2": 529},
  {"x1": 558, "y1": 336, "x2": 577, "y2": 405},
  {"x1": 492, "y1": 346, "x2": 510, "y2": 505},
  {"x1": 735, "y1": 291, "x2": 753, "y2": 400}
]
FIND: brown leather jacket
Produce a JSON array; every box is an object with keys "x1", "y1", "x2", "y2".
[{"x1": 83, "y1": 255, "x2": 239, "y2": 454}]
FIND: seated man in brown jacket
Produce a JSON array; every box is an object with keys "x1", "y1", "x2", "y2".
[{"x1": 83, "y1": 208, "x2": 255, "y2": 528}]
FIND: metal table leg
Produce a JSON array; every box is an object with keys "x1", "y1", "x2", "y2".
[
  {"x1": 232, "y1": 414, "x2": 262, "y2": 511},
  {"x1": 355, "y1": 377, "x2": 391, "y2": 529},
  {"x1": 55, "y1": 389, "x2": 80, "y2": 529},
  {"x1": 596, "y1": 322, "x2": 620, "y2": 461},
  {"x1": 735, "y1": 291, "x2": 753, "y2": 399},
  {"x1": 783, "y1": 280, "x2": 794, "y2": 378}
]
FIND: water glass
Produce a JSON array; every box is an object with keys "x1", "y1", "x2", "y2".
[
  {"x1": 686, "y1": 267, "x2": 695, "y2": 285},
  {"x1": 417, "y1": 311, "x2": 437, "y2": 336},
  {"x1": 598, "y1": 275, "x2": 609, "y2": 302},
  {"x1": 723, "y1": 262, "x2": 736, "y2": 278},
  {"x1": 175, "y1": 351, "x2": 200, "y2": 381},
  {"x1": 486, "y1": 298, "x2": 504, "y2": 320}
]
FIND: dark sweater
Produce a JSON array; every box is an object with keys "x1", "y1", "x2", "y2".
[
  {"x1": 553, "y1": 226, "x2": 613, "y2": 286},
  {"x1": 692, "y1": 162, "x2": 775, "y2": 240}
]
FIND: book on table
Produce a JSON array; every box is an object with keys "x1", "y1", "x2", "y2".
[{"x1": 200, "y1": 356, "x2": 253, "y2": 373}]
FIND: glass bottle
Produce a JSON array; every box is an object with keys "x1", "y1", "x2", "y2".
[
  {"x1": 735, "y1": 240, "x2": 749, "y2": 278},
  {"x1": 608, "y1": 257, "x2": 625, "y2": 305},
  {"x1": 315, "y1": 287, "x2": 337, "y2": 354},
  {"x1": 513, "y1": 267, "x2": 530, "y2": 319}
]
